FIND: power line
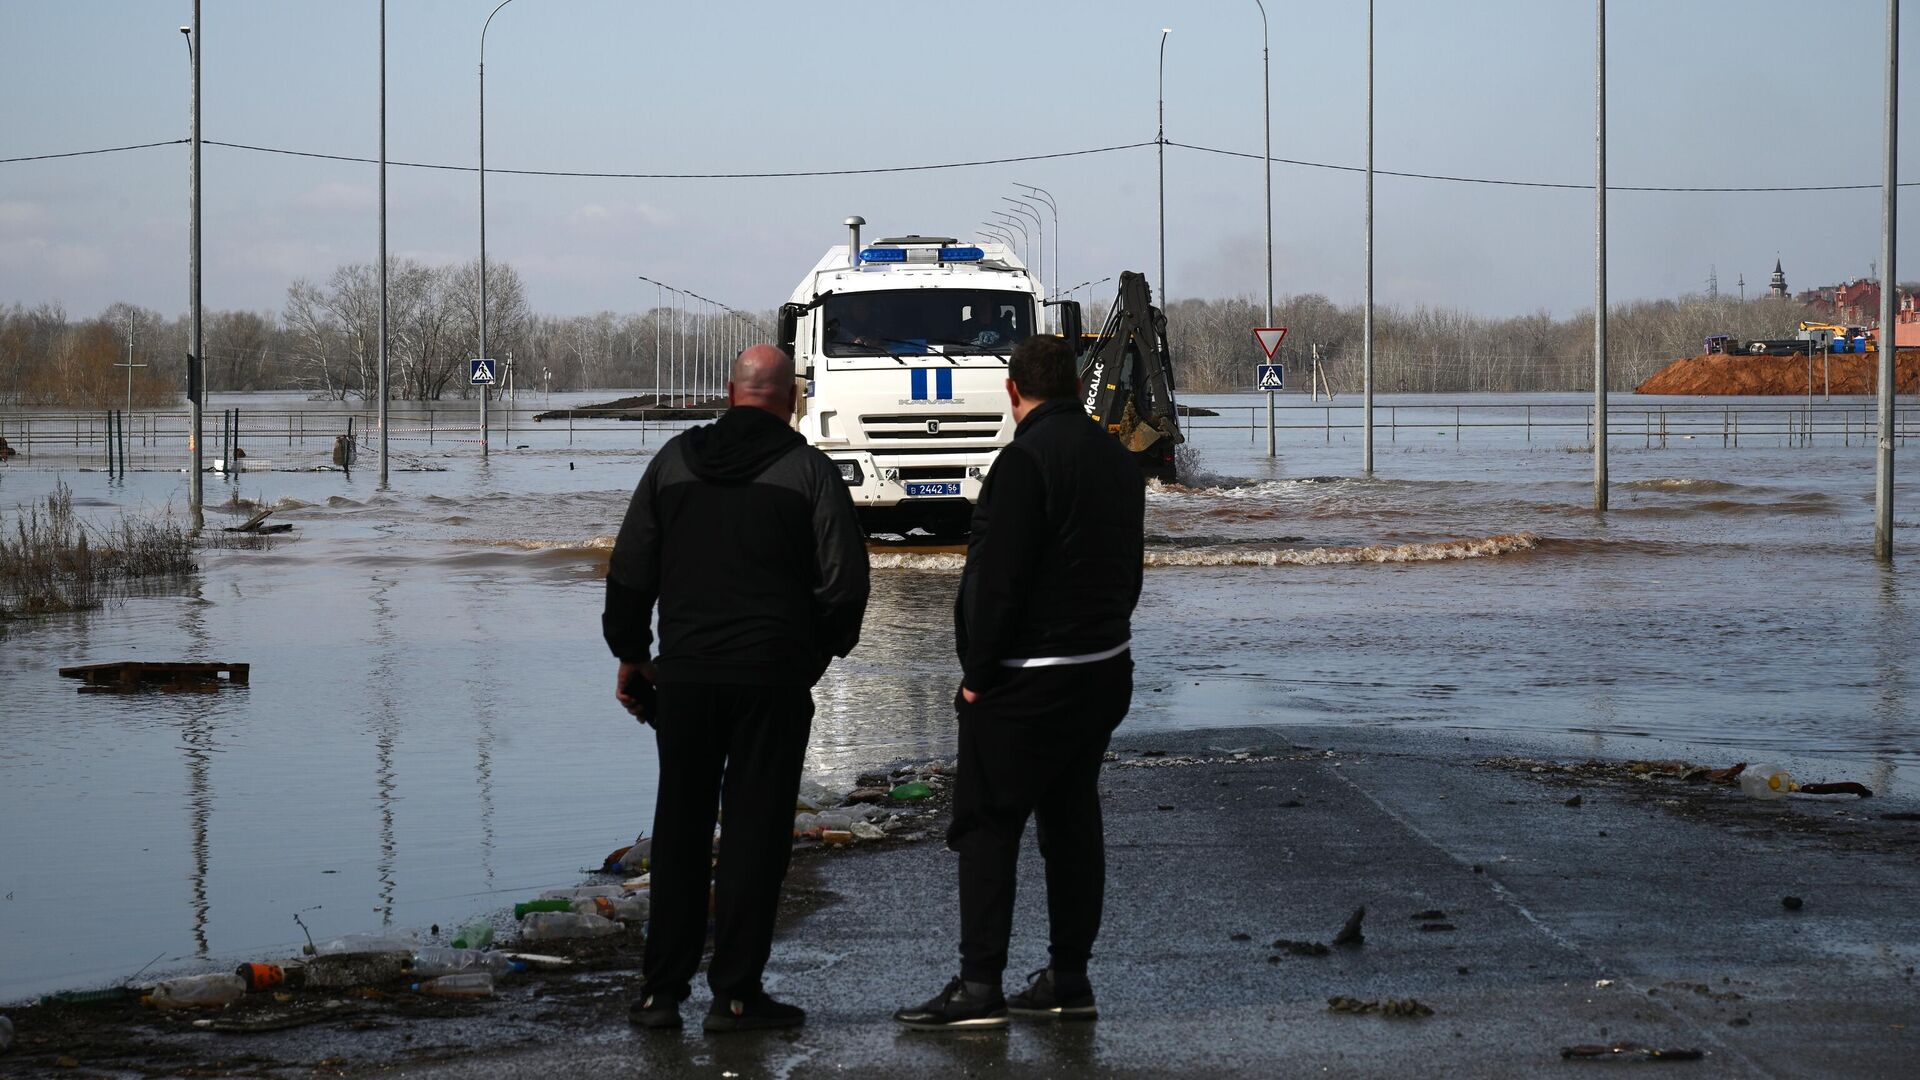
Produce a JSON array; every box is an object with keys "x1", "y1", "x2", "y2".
[
  {"x1": 10, "y1": 134, "x2": 1915, "y2": 194},
  {"x1": 1171, "y1": 140, "x2": 1920, "y2": 193},
  {"x1": 202, "y1": 139, "x2": 1154, "y2": 179},
  {"x1": 0, "y1": 139, "x2": 187, "y2": 165}
]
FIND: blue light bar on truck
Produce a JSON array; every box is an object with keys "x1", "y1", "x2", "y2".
[{"x1": 856, "y1": 246, "x2": 985, "y2": 263}]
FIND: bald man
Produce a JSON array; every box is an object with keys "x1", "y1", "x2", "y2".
[{"x1": 605, "y1": 344, "x2": 869, "y2": 1033}]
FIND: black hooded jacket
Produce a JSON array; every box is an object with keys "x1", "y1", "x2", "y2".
[
  {"x1": 603, "y1": 406, "x2": 870, "y2": 687},
  {"x1": 955, "y1": 399, "x2": 1145, "y2": 692}
]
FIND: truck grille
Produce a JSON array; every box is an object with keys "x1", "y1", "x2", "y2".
[{"x1": 862, "y1": 414, "x2": 1003, "y2": 440}]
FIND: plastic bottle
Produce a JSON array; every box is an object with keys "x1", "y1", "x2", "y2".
[
  {"x1": 1741, "y1": 764, "x2": 1797, "y2": 801},
  {"x1": 449, "y1": 922, "x2": 494, "y2": 950},
  {"x1": 290, "y1": 952, "x2": 407, "y2": 989},
  {"x1": 148, "y1": 973, "x2": 246, "y2": 1011},
  {"x1": 817, "y1": 810, "x2": 854, "y2": 833},
  {"x1": 518, "y1": 911, "x2": 619, "y2": 942},
  {"x1": 411, "y1": 972, "x2": 493, "y2": 998},
  {"x1": 583, "y1": 894, "x2": 649, "y2": 922},
  {"x1": 512, "y1": 898, "x2": 573, "y2": 919},
  {"x1": 40, "y1": 987, "x2": 134, "y2": 1006},
  {"x1": 307, "y1": 931, "x2": 419, "y2": 956},
  {"x1": 1, "y1": 1014, "x2": 13, "y2": 1054},
  {"x1": 406, "y1": 948, "x2": 524, "y2": 978},
  {"x1": 793, "y1": 812, "x2": 821, "y2": 838}
]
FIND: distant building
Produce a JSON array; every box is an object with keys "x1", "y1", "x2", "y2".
[
  {"x1": 1797, "y1": 279, "x2": 1882, "y2": 324},
  {"x1": 1768, "y1": 258, "x2": 1789, "y2": 299}
]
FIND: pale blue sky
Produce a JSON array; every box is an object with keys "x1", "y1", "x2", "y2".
[{"x1": 3, "y1": 0, "x2": 1917, "y2": 319}]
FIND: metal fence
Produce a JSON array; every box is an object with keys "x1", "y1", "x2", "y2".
[
  {"x1": 1181, "y1": 400, "x2": 1918, "y2": 449},
  {"x1": 0, "y1": 406, "x2": 696, "y2": 471},
  {"x1": 2, "y1": 399, "x2": 1915, "y2": 471}
]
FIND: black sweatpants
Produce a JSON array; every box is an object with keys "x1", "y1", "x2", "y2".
[
  {"x1": 643, "y1": 682, "x2": 813, "y2": 1000},
  {"x1": 948, "y1": 652, "x2": 1132, "y2": 985}
]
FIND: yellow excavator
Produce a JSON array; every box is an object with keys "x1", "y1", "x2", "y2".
[{"x1": 1796, "y1": 320, "x2": 1873, "y2": 353}]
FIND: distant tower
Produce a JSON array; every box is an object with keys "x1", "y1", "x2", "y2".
[
  {"x1": 1708, "y1": 265, "x2": 1719, "y2": 300},
  {"x1": 1737, "y1": 273, "x2": 1746, "y2": 301},
  {"x1": 1769, "y1": 257, "x2": 1788, "y2": 300}
]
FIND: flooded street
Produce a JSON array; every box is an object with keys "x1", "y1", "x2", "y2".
[{"x1": 3, "y1": 391, "x2": 1918, "y2": 1002}]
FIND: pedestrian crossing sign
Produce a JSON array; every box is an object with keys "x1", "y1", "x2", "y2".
[
  {"x1": 1258, "y1": 364, "x2": 1284, "y2": 391},
  {"x1": 470, "y1": 358, "x2": 497, "y2": 385}
]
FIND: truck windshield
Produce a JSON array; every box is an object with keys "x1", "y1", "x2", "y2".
[{"x1": 822, "y1": 290, "x2": 1034, "y2": 357}]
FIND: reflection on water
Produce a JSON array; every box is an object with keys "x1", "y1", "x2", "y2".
[
  {"x1": 3, "y1": 391, "x2": 1919, "y2": 1001},
  {"x1": 370, "y1": 574, "x2": 400, "y2": 927}
]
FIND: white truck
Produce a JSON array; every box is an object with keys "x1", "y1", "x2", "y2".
[{"x1": 777, "y1": 217, "x2": 1068, "y2": 535}]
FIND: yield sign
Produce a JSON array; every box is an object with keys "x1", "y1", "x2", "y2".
[{"x1": 1253, "y1": 327, "x2": 1288, "y2": 358}]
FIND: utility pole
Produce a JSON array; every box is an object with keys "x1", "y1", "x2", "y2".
[
  {"x1": 1594, "y1": 0, "x2": 1610, "y2": 513},
  {"x1": 1158, "y1": 28, "x2": 1171, "y2": 307},
  {"x1": 1362, "y1": 0, "x2": 1375, "y2": 476},
  {"x1": 1875, "y1": 0, "x2": 1899, "y2": 561},
  {"x1": 183, "y1": 11, "x2": 204, "y2": 520},
  {"x1": 377, "y1": 0, "x2": 390, "y2": 486}
]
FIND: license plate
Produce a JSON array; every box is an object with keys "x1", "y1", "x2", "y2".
[{"x1": 904, "y1": 481, "x2": 962, "y2": 498}]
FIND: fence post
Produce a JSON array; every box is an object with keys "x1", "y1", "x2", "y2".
[
  {"x1": 1525, "y1": 404, "x2": 1531, "y2": 442},
  {"x1": 1455, "y1": 405, "x2": 1460, "y2": 443}
]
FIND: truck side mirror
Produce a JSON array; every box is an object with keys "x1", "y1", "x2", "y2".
[
  {"x1": 1053, "y1": 300, "x2": 1083, "y2": 348},
  {"x1": 777, "y1": 303, "x2": 803, "y2": 358}
]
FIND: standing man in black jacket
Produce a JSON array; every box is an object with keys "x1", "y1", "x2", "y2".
[
  {"x1": 895, "y1": 335, "x2": 1145, "y2": 1029},
  {"x1": 605, "y1": 344, "x2": 870, "y2": 1033}
]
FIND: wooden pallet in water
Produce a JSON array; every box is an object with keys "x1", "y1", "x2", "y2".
[{"x1": 58, "y1": 661, "x2": 250, "y2": 693}]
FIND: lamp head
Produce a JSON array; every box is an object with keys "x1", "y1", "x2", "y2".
[{"x1": 179, "y1": 26, "x2": 191, "y2": 34}]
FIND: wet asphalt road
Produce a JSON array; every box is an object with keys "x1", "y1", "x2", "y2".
[{"x1": 331, "y1": 725, "x2": 1920, "y2": 1079}]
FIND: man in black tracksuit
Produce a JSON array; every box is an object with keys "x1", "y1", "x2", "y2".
[
  {"x1": 604, "y1": 345, "x2": 869, "y2": 1033},
  {"x1": 895, "y1": 335, "x2": 1145, "y2": 1029}
]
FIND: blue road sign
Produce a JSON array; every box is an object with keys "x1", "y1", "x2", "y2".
[
  {"x1": 1257, "y1": 363, "x2": 1284, "y2": 391},
  {"x1": 470, "y1": 358, "x2": 497, "y2": 385}
]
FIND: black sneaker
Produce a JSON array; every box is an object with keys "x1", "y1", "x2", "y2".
[
  {"x1": 1007, "y1": 968, "x2": 1097, "y2": 1021},
  {"x1": 629, "y1": 989, "x2": 684, "y2": 1030},
  {"x1": 893, "y1": 977, "x2": 1009, "y2": 1030},
  {"x1": 703, "y1": 989, "x2": 806, "y2": 1033}
]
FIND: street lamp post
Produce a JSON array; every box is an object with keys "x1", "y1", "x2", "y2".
[
  {"x1": 1002, "y1": 197, "x2": 1045, "y2": 281},
  {"x1": 181, "y1": 12, "x2": 203, "y2": 519},
  {"x1": 992, "y1": 212, "x2": 1030, "y2": 267},
  {"x1": 1158, "y1": 28, "x2": 1171, "y2": 305},
  {"x1": 1594, "y1": 0, "x2": 1608, "y2": 512},
  {"x1": 1013, "y1": 183, "x2": 1058, "y2": 302},
  {"x1": 1251, "y1": 2, "x2": 1272, "y2": 330},
  {"x1": 479, "y1": 0, "x2": 520, "y2": 460},
  {"x1": 1001, "y1": 197, "x2": 1046, "y2": 321},
  {"x1": 1363, "y1": 0, "x2": 1375, "y2": 475},
  {"x1": 1875, "y1": 0, "x2": 1899, "y2": 560}
]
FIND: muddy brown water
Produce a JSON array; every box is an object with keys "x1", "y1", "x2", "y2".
[{"x1": 2, "y1": 390, "x2": 1917, "y2": 1003}]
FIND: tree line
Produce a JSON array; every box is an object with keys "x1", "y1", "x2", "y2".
[
  {"x1": 1159, "y1": 291, "x2": 1831, "y2": 394},
  {"x1": 0, "y1": 258, "x2": 1864, "y2": 407}
]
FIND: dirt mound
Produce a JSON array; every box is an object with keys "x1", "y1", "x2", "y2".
[{"x1": 1636, "y1": 350, "x2": 1920, "y2": 395}]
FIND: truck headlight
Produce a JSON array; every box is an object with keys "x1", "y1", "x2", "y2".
[{"x1": 836, "y1": 460, "x2": 864, "y2": 485}]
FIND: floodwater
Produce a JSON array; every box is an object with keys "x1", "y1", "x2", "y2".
[{"x1": 2, "y1": 390, "x2": 1917, "y2": 1002}]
